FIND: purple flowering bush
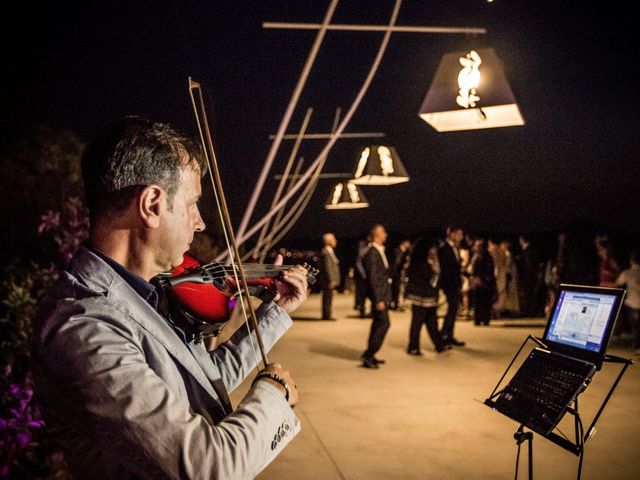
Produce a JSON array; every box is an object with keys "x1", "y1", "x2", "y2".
[
  {"x1": 0, "y1": 196, "x2": 87, "y2": 478},
  {"x1": 37, "y1": 197, "x2": 89, "y2": 266},
  {"x1": 0, "y1": 373, "x2": 66, "y2": 479}
]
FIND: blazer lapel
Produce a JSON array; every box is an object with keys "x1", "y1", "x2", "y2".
[{"x1": 72, "y1": 247, "x2": 218, "y2": 399}]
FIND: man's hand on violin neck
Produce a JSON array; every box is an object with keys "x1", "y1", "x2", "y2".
[
  {"x1": 274, "y1": 265, "x2": 309, "y2": 313},
  {"x1": 256, "y1": 363, "x2": 299, "y2": 407}
]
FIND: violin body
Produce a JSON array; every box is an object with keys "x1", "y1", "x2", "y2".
[
  {"x1": 157, "y1": 252, "x2": 317, "y2": 325},
  {"x1": 168, "y1": 253, "x2": 234, "y2": 323}
]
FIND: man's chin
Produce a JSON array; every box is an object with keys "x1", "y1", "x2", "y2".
[{"x1": 172, "y1": 254, "x2": 186, "y2": 269}]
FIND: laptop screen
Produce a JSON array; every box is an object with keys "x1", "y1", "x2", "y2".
[{"x1": 542, "y1": 284, "x2": 625, "y2": 367}]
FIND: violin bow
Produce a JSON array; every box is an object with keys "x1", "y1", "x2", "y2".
[{"x1": 188, "y1": 77, "x2": 269, "y2": 369}]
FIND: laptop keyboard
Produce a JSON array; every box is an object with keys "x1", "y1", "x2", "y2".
[{"x1": 494, "y1": 349, "x2": 596, "y2": 435}]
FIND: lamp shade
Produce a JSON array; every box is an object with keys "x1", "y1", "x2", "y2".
[
  {"x1": 418, "y1": 48, "x2": 525, "y2": 132},
  {"x1": 325, "y1": 181, "x2": 369, "y2": 209},
  {"x1": 350, "y1": 145, "x2": 409, "y2": 185}
]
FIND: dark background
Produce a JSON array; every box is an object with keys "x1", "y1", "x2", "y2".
[{"x1": 3, "y1": 1, "x2": 638, "y2": 261}]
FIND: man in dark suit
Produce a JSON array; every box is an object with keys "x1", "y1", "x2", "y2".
[
  {"x1": 390, "y1": 238, "x2": 411, "y2": 310},
  {"x1": 438, "y1": 225, "x2": 466, "y2": 347},
  {"x1": 320, "y1": 232, "x2": 341, "y2": 320},
  {"x1": 516, "y1": 234, "x2": 545, "y2": 317},
  {"x1": 354, "y1": 238, "x2": 369, "y2": 318},
  {"x1": 361, "y1": 224, "x2": 393, "y2": 368}
]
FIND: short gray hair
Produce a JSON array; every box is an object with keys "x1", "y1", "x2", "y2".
[{"x1": 81, "y1": 116, "x2": 206, "y2": 220}]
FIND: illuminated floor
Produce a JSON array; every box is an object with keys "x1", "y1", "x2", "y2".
[{"x1": 230, "y1": 293, "x2": 639, "y2": 480}]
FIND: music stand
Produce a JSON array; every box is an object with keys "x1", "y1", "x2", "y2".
[{"x1": 484, "y1": 335, "x2": 633, "y2": 480}]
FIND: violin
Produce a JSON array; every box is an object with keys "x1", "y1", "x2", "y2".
[{"x1": 156, "y1": 252, "x2": 318, "y2": 332}]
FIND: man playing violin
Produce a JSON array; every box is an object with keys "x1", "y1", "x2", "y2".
[{"x1": 31, "y1": 116, "x2": 309, "y2": 479}]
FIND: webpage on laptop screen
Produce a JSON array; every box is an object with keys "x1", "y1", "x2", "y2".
[{"x1": 547, "y1": 291, "x2": 617, "y2": 352}]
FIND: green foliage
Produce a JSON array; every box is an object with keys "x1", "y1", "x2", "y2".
[{"x1": 0, "y1": 262, "x2": 57, "y2": 375}]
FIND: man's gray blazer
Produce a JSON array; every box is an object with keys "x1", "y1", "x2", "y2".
[{"x1": 32, "y1": 246, "x2": 300, "y2": 479}]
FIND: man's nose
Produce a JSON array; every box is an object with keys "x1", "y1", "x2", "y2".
[{"x1": 194, "y1": 209, "x2": 206, "y2": 232}]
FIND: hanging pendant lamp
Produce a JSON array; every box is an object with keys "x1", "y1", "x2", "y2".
[
  {"x1": 418, "y1": 48, "x2": 524, "y2": 132},
  {"x1": 350, "y1": 145, "x2": 409, "y2": 186},
  {"x1": 325, "y1": 181, "x2": 369, "y2": 209}
]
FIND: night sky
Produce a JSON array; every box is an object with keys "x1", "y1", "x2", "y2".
[{"x1": 5, "y1": 1, "x2": 639, "y2": 251}]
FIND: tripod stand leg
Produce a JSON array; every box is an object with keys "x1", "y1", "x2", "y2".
[
  {"x1": 514, "y1": 425, "x2": 534, "y2": 480},
  {"x1": 527, "y1": 433, "x2": 533, "y2": 480}
]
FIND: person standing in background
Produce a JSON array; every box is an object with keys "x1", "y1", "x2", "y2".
[
  {"x1": 469, "y1": 238, "x2": 497, "y2": 326},
  {"x1": 497, "y1": 239, "x2": 520, "y2": 317},
  {"x1": 438, "y1": 225, "x2": 466, "y2": 347},
  {"x1": 405, "y1": 237, "x2": 447, "y2": 355},
  {"x1": 390, "y1": 238, "x2": 411, "y2": 311},
  {"x1": 516, "y1": 234, "x2": 545, "y2": 317},
  {"x1": 354, "y1": 238, "x2": 369, "y2": 318},
  {"x1": 458, "y1": 236, "x2": 471, "y2": 319},
  {"x1": 361, "y1": 224, "x2": 393, "y2": 369},
  {"x1": 320, "y1": 232, "x2": 340, "y2": 320},
  {"x1": 616, "y1": 249, "x2": 640, "y2": 355}
]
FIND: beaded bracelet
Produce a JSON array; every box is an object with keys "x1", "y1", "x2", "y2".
[{"x1": 252, "y1": 372, "x2": 290, "y2": 402}]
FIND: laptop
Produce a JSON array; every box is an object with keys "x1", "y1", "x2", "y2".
[
  {"x1": 487, "y1": 284, "x2": 625, "y2": 436},
  {"x1": 542, "y1": 283, "x2": 625, "y2": 370}
]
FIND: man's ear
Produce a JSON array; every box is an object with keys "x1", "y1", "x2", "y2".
[{"x1": 139, "y1": 185, "x2": 164, "y2": 228}]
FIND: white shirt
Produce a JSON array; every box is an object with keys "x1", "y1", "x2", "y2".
[
  {"x1": 324, "y1": 245, "x2": 339, "y2": 264},
  {"x1": 371, "y1": 242, "x2": 389, "y2": 269},
  {"x1": 617, "y1": 265, "x2": 640, "y2": 310}
]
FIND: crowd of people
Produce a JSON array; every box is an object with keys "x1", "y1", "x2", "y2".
[{"x1": 318, "y1": 224, "x2": 640, "y2": 359}]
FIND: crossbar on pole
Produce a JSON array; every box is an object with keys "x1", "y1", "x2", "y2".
[
  {"x1": 273, "y1": 172, "x2": 352, "y2": 180},
  {"x1": 263, "y1": 22, "x2": 486, "y2": 34},
  {"x1": 269, "y1": 132, "x2": 385, "y2": 140}
]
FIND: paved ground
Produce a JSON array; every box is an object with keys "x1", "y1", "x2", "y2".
[{"x1": 230, "y1": 292, "x2": 640, "y2": 480}]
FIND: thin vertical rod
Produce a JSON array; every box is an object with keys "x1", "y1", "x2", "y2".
[
  {"x1": 189, "y1": 78, "x2": 268, "y2": 368},
  {"x1": 227, "y1": 0, "x2": 402, "y2": 252},
  {"x1": 236, "y1": 0, "x2": 340, "y2": 241},
  {"x1": 253, "y1": 107, "x2": 313, "y2": 260}
]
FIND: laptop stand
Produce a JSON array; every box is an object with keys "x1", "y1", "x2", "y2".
[{"x1": 484, "y1": 335, "x2": 633, "y2": 480}]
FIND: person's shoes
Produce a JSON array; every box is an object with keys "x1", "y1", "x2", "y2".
[
  {"x1": 407, "y1": 349, "x2": 423, "y2": 356},
  {"x1": 372, "y1": 356, "x2": 386, "y2": 364},
  {"x1": 447, "y1": 338, "x2": 466, "y2": 347},
  {"x1": 435, "y1": 345, "x2": 450, "y2": 353},
  {"x1": 361, "y1": 355, "x2": 379, "y2": 369}
]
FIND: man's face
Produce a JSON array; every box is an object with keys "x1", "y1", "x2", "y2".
[
  {"x1": 450, "y1": 228, "x2": 464, "y2": 246},
  {"x1": 327, "y1": 234, "x2": 337, "y2": 248},
  {"x1": 156, "y1": 165, "x2": 205, "y2": 271},
  {"x1": 374, "y1": 225, "x2": 388, "y2": 245}
]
